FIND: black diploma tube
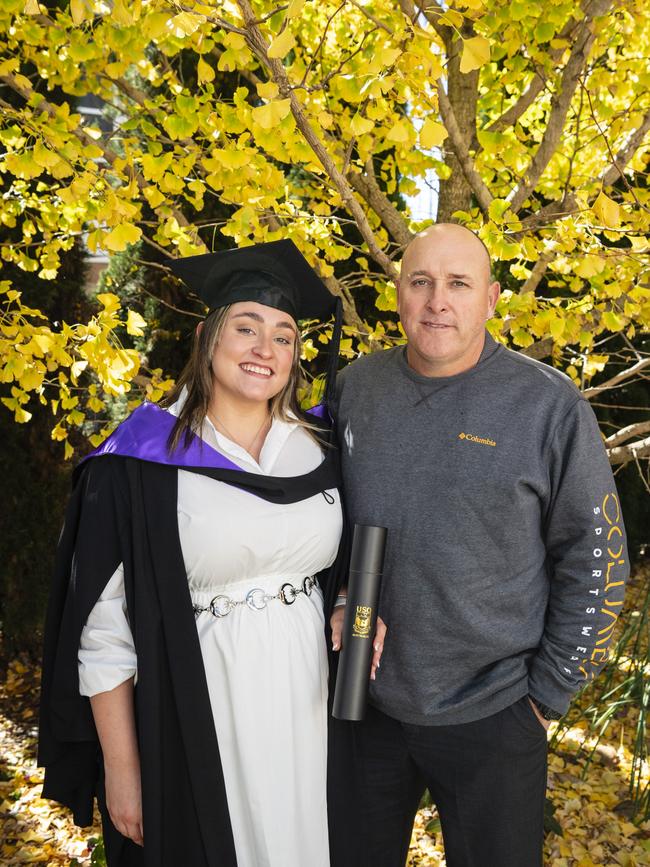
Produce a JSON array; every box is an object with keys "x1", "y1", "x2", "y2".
[{"x1": 332, "y1": 524, "x2": 388, "y2": 721}]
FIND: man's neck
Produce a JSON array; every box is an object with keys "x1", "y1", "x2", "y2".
[{"x1": 406, "y1": 332, "x2": 488, "y2": 378}]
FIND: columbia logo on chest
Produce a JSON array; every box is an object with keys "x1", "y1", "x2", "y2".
[{"x1": 457, "y1": 431, "x2": 497, "y2": 448}]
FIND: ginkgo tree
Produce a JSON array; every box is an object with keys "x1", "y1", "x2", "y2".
[{"x1": 0, "y1": 0, "x2": 649, "y2": 465}]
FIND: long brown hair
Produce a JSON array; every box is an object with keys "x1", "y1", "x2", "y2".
[{"x1": 160, "y1": 305, "x2": 321, "y2": 452}]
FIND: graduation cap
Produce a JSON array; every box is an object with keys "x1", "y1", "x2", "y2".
[
  {"x1": 168, "y1": 239, "x2": 342, "y2": 411},
  {"x1": 167, "y1": 239, "x2": 337, "y2": 322}
]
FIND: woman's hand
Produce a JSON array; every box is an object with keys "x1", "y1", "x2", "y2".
[
  {"x1": 330, "y1": 604, "x2": 346, "y2": 652},
  {"x1": 89, "y1": 679, "x2": 143, "y2": 846},
  {"x1": 330, "y1": 606, "x2": 387, "y2": 680},
  {"x1": 104, "y1": 759, "x2": 144, "y2": 846},
  {"x1": 370, "y1": 617, "x2": 387, "y2": 680}
]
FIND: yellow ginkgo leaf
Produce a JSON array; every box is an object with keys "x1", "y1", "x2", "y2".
[
  {"x1": 257, "y1": 80, "x2": 279, "y2": 100},
  {"x1": 111, "y1": 0, "x2": 132, "y2": 26},
  {"x1": 386, "y1": 119, "x2": 411, "y2": 143},
  {"x1": 460, "y1": 36, "x2": 490, "y2": 73},
  {"x1": 592, "y1": 192, "x2": 620, "y2": 228},
  {"x1": 350, "y1": 113, "x2": 374, "y2": 136},
  {"x1": 97, "y1": 292, "x2": 121, "y2": 312},
  {"x1": 420, "y1": 118, "x2": 447, "y2": 148},
  {"x1": 575, "y1": 254, "x2": 606, "y2": 278},
  {"x1": 0, "y1": 58, "x2": 19, "y2": 76},
  {"x1": 144, "y1": 186, "x2": 165, "y2": 208},
  {"x1": 251, "y1": 98, "x2": 292, "y2": 130},
  {"x1": 20, "y1": 366, "x2": 45, "y2": 390},
  {"x1": 32, "y1": 141, "x2": 60, "y2": 169},
  {"x1": 629, "y1": 236, "x2": 648, "y2": 252},
  {"x1": 197, "y1": 56, "x2": 215, "y2": 84},
  {"x1": 103, "y1": 223, "x2": 142, "y2": 251},
  {"x1": 549, "y1": 314, "x2": 565, "y2": 339},
  {"x1": 126, "y1": 309, "x2": 147, "y2": 336},
  {"x1": 287, "y1": 0, "x2": 305, "y2": 16},
  {"x1": 23, "y1": 0, "x2": 41, "y2": 15},
  {"x1": 32, "y1": 333, "x2": 53, "y2": 354},
  {"x1": 601, "y1": 310, "x2": 623, "y2": 331},
  {"x1": 268, "y1": 28, "x2": 295, "y2": 59},
  {"x1": 169, "y1": 11, "x2": 201, "y2": 37},
  {"x1": 70, "y1": 0, "x2": 89, "y2": 25}
]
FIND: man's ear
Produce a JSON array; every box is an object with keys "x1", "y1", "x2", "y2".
[{"x1": 487, "y1": 281, "x2": 501, "y2": 318}]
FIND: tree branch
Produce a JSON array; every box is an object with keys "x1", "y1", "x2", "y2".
[
  {"x1": 607, "y1": 435, "x2": 650, "y2": 466},
  {"x1": 486, "y1": 12, "x2": 585, "y2": 133},
  {"x1": 321, "y1": 274, "x2": 368, "y2": 336},
  {"x1": 347, "y1": 0, "x2": 394, "y2": 35},
  {"x1": 521, "y1": 337, "x2": 554, "y2": 360},
  {"x1": 174, "y1": 3, "x2": 246, "y2": 36},
  {"x1": 415, "y1": 0, "x2": 452, "y2": 46},
  {"x1": 397, "y1": 0, "x2": 418, "y2": 24},
  {"x1": 583, "y1": 356, "x2": 650, "y2": 397},
  {"x1": 488, "y1": 72, "x2": 550, "y2": 135},
  {"x1": 519, "y1": 105, "x2": 650, "y2": 232},
  {"x1": 509, "y1": 0, "x2": 612, "y2": 213},
  {"x1": 600, "y1": 107, "x2": 650, "y2": 188},
  {"x1": 519, "y1": 250, "x2": 554, "y2": 294},
  {"x1": 235, "y1": 0, "x2": 398, "y2": 280},
  {"x1": 0, "y1": 73, "x2": 205, "y2": 252},
  {"x1": 347, "y1": 160, "x2": 413, "y2": 248},
  {"x1": 435, "y1": 81, "x2": 493, "y2": 214},
  {"x1": 605, "y1": 420, "x2": 650, "y2": 448},
  {"x1": 0, "y1": 72, "x2": 120, "y2": 160}
]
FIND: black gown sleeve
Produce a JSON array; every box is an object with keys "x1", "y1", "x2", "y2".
[{"x1": 38, "y1": 455, "x2": 132, "y2": 826}]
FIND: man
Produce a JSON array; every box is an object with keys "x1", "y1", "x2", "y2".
[{"x1": 331, "y1": 223, "x2": 628, "y2": 866}]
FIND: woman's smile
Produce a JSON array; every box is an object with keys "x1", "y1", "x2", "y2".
[{"x1": 239, "y1": 362, "x2": 273, "y2": 378}]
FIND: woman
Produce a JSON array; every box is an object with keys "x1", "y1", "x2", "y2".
[{"x1": 39, "y1": 239, "x2": 351, "y2": 867}]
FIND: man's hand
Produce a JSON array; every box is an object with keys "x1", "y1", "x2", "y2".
[
  {"x1": 330, "y1": 606, "x2": 387, "y2": 680},
  {"x1": 105, "y1": 760, "x2": 144, "y2": 846},
  {"x1": 528, "y1": 698, "x2": 551, "y2": 731}
]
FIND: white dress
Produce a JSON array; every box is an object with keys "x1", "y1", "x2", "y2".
[{"x1": 78, "y1": 408, "x2": 342, "y2": 867}]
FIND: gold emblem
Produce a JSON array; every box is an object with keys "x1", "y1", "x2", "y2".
[
  {"x1": 458, "y1": 431, "x2": 496, "y2": 447},
  {"x1": 352, "y1": 605, "x2": 372, "y2": 638}
]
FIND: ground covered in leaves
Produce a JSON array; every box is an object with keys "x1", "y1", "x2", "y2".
[
  {"x1": 0, "y1": 661, "x2": 103, "y2": 865},
  {"x1": 0, "y1": 570, "x2": 648, "y2": 866}
]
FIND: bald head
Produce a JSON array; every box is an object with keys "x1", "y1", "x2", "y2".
[{"x1": 401, "y1": 223, "x2": 492, "y2": 285}]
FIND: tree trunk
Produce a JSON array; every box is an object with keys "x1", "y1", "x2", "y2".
[{"x1": 437, "y1": 24, "x2": 480, "y2": 223}]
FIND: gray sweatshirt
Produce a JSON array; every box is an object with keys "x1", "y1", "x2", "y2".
[{"x1": 335, "y1": 334, "x2": 628, "y2": 725}]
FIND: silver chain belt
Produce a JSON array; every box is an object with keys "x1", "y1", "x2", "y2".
[{"x1": 192, "y1": 576, "x2": 318, "y2": 618}]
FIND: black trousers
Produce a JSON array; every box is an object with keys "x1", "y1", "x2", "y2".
[{"x1": 352, "y1": 697, "x2": 548, "y2": 867}]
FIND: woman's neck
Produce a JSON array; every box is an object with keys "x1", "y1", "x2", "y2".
[{"x1": 207, "y1": 394, "x2": 272, "y2": 463}]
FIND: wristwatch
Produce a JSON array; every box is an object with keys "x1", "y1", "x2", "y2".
[{"x1": 530, "y1": 696, "x2": 563, "y2": 721}]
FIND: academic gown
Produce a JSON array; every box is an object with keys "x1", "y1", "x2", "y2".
[{"x1": 38, "y1": 402, "x2": 352, "y2": 867}]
